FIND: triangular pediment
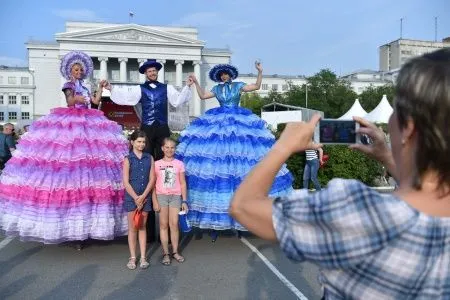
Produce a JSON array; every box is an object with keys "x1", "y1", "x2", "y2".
[{"x1": 56, "y1": 24, "x2": 204, "y2": 46}]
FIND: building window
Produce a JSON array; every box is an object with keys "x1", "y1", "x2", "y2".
[
  {"x1": 21, "y1": 112, "x2": 30, "y2": 120},
  {"x1": 129, "y1": 70, "x2": 139, "y2": 82},
  {"x1": 8, "y1": 95, "x2": 17, "y2": 105},
  {"x1": 0, "y1": 76, "x2": 3, "y2": 84},
  {"x1": 21, "y1": 95, "x2": 29, "y2": 105},
  {"x1": 21, "y1": 77, "x2": 29, "y2": 85},
  {"x1": 8, "y1": 112, "x2": 17, "y2": 120},
  {"x1": 111, "y1": 70, "x2": 120, "y2": 81},
  {"x1": 8, "y1": 77, "x2": 16, "y2": 84},
  {"x1": 0, "y1": 95, "x2": 3, "y2": 105},
  {"x1": 272, "y1": 84, "x2": 278, "y2": 91},
  {"x1": 0, "y1": 112, "x2": 3, "y2": 121},
  {"x1": 93, "y1": 70, "x2": 100, "y2": 80},
  {"x1": 262, "y1": 84, "x2": 268, "y2": 90},
  {"x1": 282, "y1": 84, "x2": 289, "y2": 91}
]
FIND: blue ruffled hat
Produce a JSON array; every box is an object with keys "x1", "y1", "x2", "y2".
[
  {"x1": 139, "y1": 59, "x2": 162, "y2": 74},
  {"x1": 60, "y1": 51, "x2": 93, "y2": 80},
  {"x1": 209, "y1": 64, "x2": 239, "y2": 82}
]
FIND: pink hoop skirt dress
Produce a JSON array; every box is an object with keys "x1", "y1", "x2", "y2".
[{"x1": 0, "y1": 107, "x2": 129, "y2": 244}]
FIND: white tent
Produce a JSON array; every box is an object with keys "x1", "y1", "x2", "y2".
[
  {"x1": 338, "y1": 99, "x2": 367, "y2": 120},
  {"x1": 364, "y1": 95, "x2": 393, "y2": 123}
]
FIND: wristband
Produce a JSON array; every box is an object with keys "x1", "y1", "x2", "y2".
[{"x1": 181, "y1": 200, "x2": 188, "y2": 204}]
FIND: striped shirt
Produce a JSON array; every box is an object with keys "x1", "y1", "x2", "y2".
[
  {"x1": 272, "y1": 179, "x2": 450, "y2": 299},
  {"x1": 305, "y1": 149, "x2": 318, "y2": 160}
]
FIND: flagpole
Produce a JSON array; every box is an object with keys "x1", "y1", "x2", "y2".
[{"x1": 129, "y1": 11, "x2": 134, "y2": 23}]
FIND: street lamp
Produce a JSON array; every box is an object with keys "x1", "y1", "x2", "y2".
[{"x1": 305, "y1": 83, "x2": 310, "y2": 108}]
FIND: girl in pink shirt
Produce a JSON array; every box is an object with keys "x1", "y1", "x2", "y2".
[{"x1": 153, "y1": 138, "x2": 188, "y2": 265}]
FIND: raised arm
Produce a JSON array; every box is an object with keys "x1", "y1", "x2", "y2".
[
  {"x1": 350, "y1": 116, "x2": 398, "y2": 181},
  {"x1": 189, "y1": 74, "x2": 215, "y2": 100},
  {"x1": 242, "y1": 62, "x2": 263, "y2": 92},
  {"x1": 167, "y1": 77, "x2": 194, "y2": 107},
  {"x1": 91, "y1": 82, "x2": 103, "y2": 105},
  {"x1": 102, "y1": 80, "x2": 141, "y2": 106},
  {"x1": 230, "y1": 115, "x2": 322, "y2": 240}
]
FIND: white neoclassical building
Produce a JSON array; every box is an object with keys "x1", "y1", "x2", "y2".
[
  {"x1": 0, "y1": 66, "x2": 35, "y2": 128},
  {"x1": 2, "y1": 21, "x2": 401, "y2": 126},
  {"x1": 26, "y1": 21, "x2": 232, "y2": 119}
]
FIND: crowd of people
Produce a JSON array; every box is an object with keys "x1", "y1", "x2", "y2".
[{"x1": 0, "y1": 47, "x2": 449, "y2": 298}]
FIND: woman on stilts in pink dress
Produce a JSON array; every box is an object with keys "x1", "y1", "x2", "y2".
[{"x1": 0, "y1": 51, "x2": 129, "y2": 250}]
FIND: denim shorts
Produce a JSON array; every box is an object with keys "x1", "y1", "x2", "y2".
[{"x1": 156, "y1": 194, "x2": 182, "y2": 208}]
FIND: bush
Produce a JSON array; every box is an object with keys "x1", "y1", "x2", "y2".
[{"x1": 318, "y1": 145, "x2": 382, "y2": 186}]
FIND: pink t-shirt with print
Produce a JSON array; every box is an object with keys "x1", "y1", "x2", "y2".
[{"x1": 154, "y1": 158, "x2": 185, "y2": 195}]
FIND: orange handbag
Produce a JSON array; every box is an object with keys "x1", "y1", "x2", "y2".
[{"x1": 133, "y1": 209, "x2": 144, "y2": 229}]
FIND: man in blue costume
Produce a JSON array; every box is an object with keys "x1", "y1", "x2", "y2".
[{"x1": 102, "y1": 59, "x2": 193, "y2": 160}]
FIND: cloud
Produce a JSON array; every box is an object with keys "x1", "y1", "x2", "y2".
[
  {"x1": 52, "y1": 9, "x2": 103, "y2": 22},
  {"x1": 0, "y1": 56, "x2": 27, "y2": 67}
]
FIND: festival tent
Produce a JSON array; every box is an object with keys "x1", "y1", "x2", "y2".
[
  {"x1": 364, "y1": 95, "x2": 393, "y2": 123},
  {"x1": 338, "y1": 99, "x2": 367, "y2": 120}
]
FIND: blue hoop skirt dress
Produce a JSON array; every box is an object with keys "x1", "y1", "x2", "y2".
[{"x1": 176, "y1": 82, "x2": 293, "y2": 230}]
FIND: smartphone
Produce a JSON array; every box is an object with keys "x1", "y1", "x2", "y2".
[{"x1": 314, "y1": 119, "x2": 370, "y2": 145}]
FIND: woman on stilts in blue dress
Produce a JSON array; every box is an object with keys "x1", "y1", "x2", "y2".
[{"x1": 176, "y1": 61, "x2": 293, "y2": 242}]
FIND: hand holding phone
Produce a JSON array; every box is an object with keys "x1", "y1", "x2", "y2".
[{"x1": 314, "y1": 119, "x2": 371, "y2": 145}]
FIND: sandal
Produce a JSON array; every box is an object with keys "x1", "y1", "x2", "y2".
[
  {"x1": 172, "y1": 252, "x2": 185, "y2": 263},
  {"x1": 140, "y1": 257, "x2": 150, "y2": 269},
  {"x1": 161, "y1": 254, "x2": 171, "y2": 266},
  {"x1": 127, "y1": 257, "x2": 137, "y2": 270}
]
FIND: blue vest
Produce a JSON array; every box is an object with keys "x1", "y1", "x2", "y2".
[{"x1": 140, "y1": 81, "x2": 168, "y2": 125}]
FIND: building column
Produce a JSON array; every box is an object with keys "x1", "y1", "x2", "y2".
[
  {"x1": 193, "y1": 60, "x2": 202, "y2": 116},
  {"x1": 119, "y1": 57, "x2": 128, "y2": 82},
  {"x1": 138, "y1": 58, "x2": 146, "y2": 82},
  {"x1": 156, "y1": 59, "x2": 166, "y2": 83},
  {"x1": 99, "y1": 57, "x2": 109, "y2": 80},
  {"x1": 175, "y1": 60, "x2": 184, "y2": 88}
]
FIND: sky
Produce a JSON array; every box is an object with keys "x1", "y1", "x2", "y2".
[{"x1": 0, "y1": 0, "x2": 448, "y2": 76}]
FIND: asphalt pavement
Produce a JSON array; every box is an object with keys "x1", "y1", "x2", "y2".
[{"x1": 0, "y1": 231, "x2": 322, "y2": 300}]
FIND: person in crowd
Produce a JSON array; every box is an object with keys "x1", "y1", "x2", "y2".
[
  {"x1": 0, "y1": 51, "x2": 129, "y2": 249},
  {"x1": 230, "y1": 49, "x2": 450, "y2": 299},
  {"x1": 176, "y1": 62, "x2": 293, "y2": 242},
  {"x1": 123, "y1": 130, "x2": 155, "y2": 270},
  {"x1": 153, "y1": 137, "x2": 188, "y2": 265},
  {"x1": 0, "y1": 123, "x2": 16, "y2": 170},
  {"x1": 303, "y1": 148, "x2": 323, "y2": 190}
]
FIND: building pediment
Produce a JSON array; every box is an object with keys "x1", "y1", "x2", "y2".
[{"x1": 56, "y1": 24, "x2": 204, "y2": 47}]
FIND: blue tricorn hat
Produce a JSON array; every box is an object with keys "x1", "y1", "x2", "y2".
[
  {"x1": 208, "y1": 64, "x2": 239, "y2": 82},
  {"x1": 139, "y1": 59, "x2": 163, "y2": 74}
]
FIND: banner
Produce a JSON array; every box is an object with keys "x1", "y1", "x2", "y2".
[{"x1": 100, "y1": 99, "x2": 140, "y2": 129}]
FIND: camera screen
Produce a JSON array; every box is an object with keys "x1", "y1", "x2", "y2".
[{"x1": 319, "y1": 120, "x2": 356, "y2": 144}]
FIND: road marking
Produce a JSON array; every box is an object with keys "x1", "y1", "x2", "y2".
[
  {"x1": 240, "y1": 237, "x2": 308, "y2": 300},
  {"x1": 0, "y1": 236, "x2": 14, "y2": 250}
]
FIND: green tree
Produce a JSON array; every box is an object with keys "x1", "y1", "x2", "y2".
[
  {"x1": 265, "y1": 89, "x2": 285, "y2": 103},
  {"x1": 283, "y1": 69, "x2": 357, "y2": 118},
  {"x1": 307, "y1": 69, "x2": 357, "y2": 118},
  {"x1": 358, "y1": 84, "x2": 395, "y2": 112},
  {"x1": 240, "y1": 92, "x2": 269, "y2": 116}
]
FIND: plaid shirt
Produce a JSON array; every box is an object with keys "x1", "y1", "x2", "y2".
[{"x1": 273, "y1": 179, "x2": 450, "y2": 300}]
